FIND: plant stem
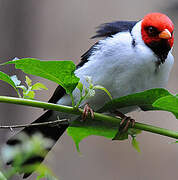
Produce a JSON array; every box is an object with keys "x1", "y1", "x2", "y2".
[
  {"x1": 70, "y1": 94, "x2": 75, "y2": 107},
  {"x1": 0, "y1": 119, "x2": 68, "y2": 129},
  {"x1": 0, "y1": 96, "x2": 178, "y2": 139}
]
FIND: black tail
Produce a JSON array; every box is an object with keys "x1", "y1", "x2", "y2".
[{"x1": 6, "y1": 110, "x2": 69, "y2": 178}]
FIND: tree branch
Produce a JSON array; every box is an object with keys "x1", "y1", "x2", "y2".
[
  {"x1": 0, "y1": 118, "x2": 68, "y2": 129},
  {"x1": 0, "y1": 96, "x2": 178, "y2": 139}
]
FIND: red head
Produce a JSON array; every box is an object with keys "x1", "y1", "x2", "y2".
[
  {"x1": 141, "y1": 13, "x2": 174, "y2": 62},
  {"x1": 141, "y1": 12, "x2": 174, "y2": 47}
]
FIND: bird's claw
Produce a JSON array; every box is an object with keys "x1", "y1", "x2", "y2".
[
  {"x1": 119, "y1": 116, "x2": 135, "y2": 132},
  {"x1": 114, "y1": 110, "x2": 135, "y2": 132},
  {"x1": 82, "y1": 103, "x2": 94, "y2": 121}
]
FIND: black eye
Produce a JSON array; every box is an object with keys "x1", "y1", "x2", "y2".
[{"x1": 146, "y1": 26, "x2": 159, "y2": 36}]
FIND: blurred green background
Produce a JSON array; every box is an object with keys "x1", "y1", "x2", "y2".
[{"x1": 0, "y1": 0, "x2": 178, "y2": 179}]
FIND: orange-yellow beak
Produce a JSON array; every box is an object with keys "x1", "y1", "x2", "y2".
[{"x1": 159, "y1": 29, "x2": 172, "y2": 39}]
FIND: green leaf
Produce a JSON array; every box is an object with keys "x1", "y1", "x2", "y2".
[
  {"x1": 112, "y1": 131, "x2": 128, "y2": 140},
  {"x1": 24, "y1": 91, "x2": 35, "y2": 99},
  {"x1": 31, "y1": 83, "x2": 48, "y2": 90},
  {"x1": 36, "y1": 174, "x2": 45, "y2": 180},
  {"x1": 112, "y1": 128, "x2": 142, "y2": 141},
  {"x1": 3, "y1": 58, "x2": 79, "y2": 95},
  {"x1": 0, "y1": 71, "x2": 17, "y2": 90},
  {"x1": 76, "y1": 82, "x2": 83, "y2": 93},
  {"x1": 153, "y1": 95, "x2": 178, "y2": 118},
  {"x1": 25, "y1": 76, "x2": 32, "y2": 87},
  {"x1": 67, "y1": 120, "x2": 142, "y2": 152},
  {"x1": 35, "y1": 164, "x2": 57, "y2": 180},
  {"x1": 132, "y1": 137, "x2": 141, "y2": 153},
  {"x1": 99, "y1": 88, "x2": 171, "y2": 112},
  {"x1": 94, "y1": 85, "x2": 112, "y2": 100},
  {"x1": 67, "y1": 120, "x2": 118, "y2": 152}
]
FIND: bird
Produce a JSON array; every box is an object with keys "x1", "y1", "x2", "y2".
[{"x1": 5, "y1": 12, "x2": 174, "y2": 178}]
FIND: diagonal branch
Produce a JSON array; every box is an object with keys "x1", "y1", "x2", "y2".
[{"x1": 0, "y1": 96, "x2": 178, "y2": 139}]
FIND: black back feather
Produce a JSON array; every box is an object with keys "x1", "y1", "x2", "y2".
[{"x1": 92, "y1": 21, "x2": 137, "y2": 39}]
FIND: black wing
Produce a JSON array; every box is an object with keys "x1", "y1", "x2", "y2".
[
  {"x1": 92, "y1": 21, "x2": 137, "y2": 38},
  {"x1": 48, "y1": 85, "x2": 66, "y2": 104},
  {"x1": 49, "y1": 21, "x2": 138, "y2": 104},
  {"x1": 77, "y1": 42, "x2": 99, "y2": 68}
]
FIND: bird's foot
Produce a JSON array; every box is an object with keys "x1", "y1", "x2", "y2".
[
  {"x1": 119, "y1": 116, "x2": 135, "y2": 132},
  {"x1": 114, "y1": 110, "x2": 135, "y2": 132},
  {"x1": 81, "y1": 103, "x2": 94, "y2": 121}
]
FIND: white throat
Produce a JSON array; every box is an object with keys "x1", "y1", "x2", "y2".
[{"x1": 131, "y1": 20, "x2": 145, "y2": 46}]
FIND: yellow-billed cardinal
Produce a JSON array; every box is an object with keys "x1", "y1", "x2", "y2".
[{"x1": 6, "y1": 12, "x2": 174, "y2": 178}]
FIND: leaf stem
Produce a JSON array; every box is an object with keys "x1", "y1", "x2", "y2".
[
  {"x1": 0, "y1": 96, "x2": 178, "y2": 139},
  {"x1": 70, "y1": 94, "x2": 75, "y2": 107},
  {"x1": 16, "y1": 89, "x2": 22, "y2": 98}
]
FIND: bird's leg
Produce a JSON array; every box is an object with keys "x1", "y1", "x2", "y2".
[
  {"x1": 81, "y1": 103, "x2": 94, "y2": 121},
  {"x1": 114, "y1": 110, "x2": 135, "y2": 132}
]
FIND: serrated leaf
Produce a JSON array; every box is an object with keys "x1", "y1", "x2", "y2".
[
  {"x1": 31, "y1": 83, "x2": 48, "y2": 90},
  {"x1": 25, "y1": 76, "x2": 32, "y2": 87},
  {"x1": 67, "y1": 120, "x2": 118, "y2": 152},
  {"x1": 99, "y1": 88, "x2": 171, "y2": 113},
  {"x1": 94, "y1": 85, "x2": 112, "y2": 100},
  {"x1": 132, "y1": 137, "x2": 141, "y2": 153},
  {"x1": 3, "y1": 58, "x2": 79, "y2": 95},
  {"x1": 153, "y1": 95, "x2": 178, "y2": 118},
  {"x1": 0, "y1": 72, "x2": 17, "y2": 90}
]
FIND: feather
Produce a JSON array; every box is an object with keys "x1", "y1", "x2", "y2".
[{"x1": 92, "y1": 21, "x2": 137, "y2": 39}]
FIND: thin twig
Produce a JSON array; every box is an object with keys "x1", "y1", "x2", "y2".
[{"x1": 0, "y1": 119, "x2": 68, "y2": 129}]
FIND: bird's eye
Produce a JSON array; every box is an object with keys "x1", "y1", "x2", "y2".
[{"x1": 146, "y1": 26, "x2": 158, "y2": 36}]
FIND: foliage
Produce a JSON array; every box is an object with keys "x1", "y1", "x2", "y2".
[
  {"x1": 3, "y1": 58, "x2": 79, "y2": 96},
  {"x1": 10, "y1": 75, "x2": 48, "y2": 99},
  {"x1": 0, "y1": 133, "x2": 58, "y2": 180},
  {"x1": 99, "y1": 88, "x2": 171, "y2": 112},
  {"x1": 0, "y1": 71, "x2": 17, "y2": 90},
  {"x1": 153, "y1": 95, "x2": 178, "y2": 118},
  {"x1": 75, "y1": 76, "x2": 112, "y2": 108},
  {"x1": 0, "y1": 58, "x2": 178, "y2": 178}
]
